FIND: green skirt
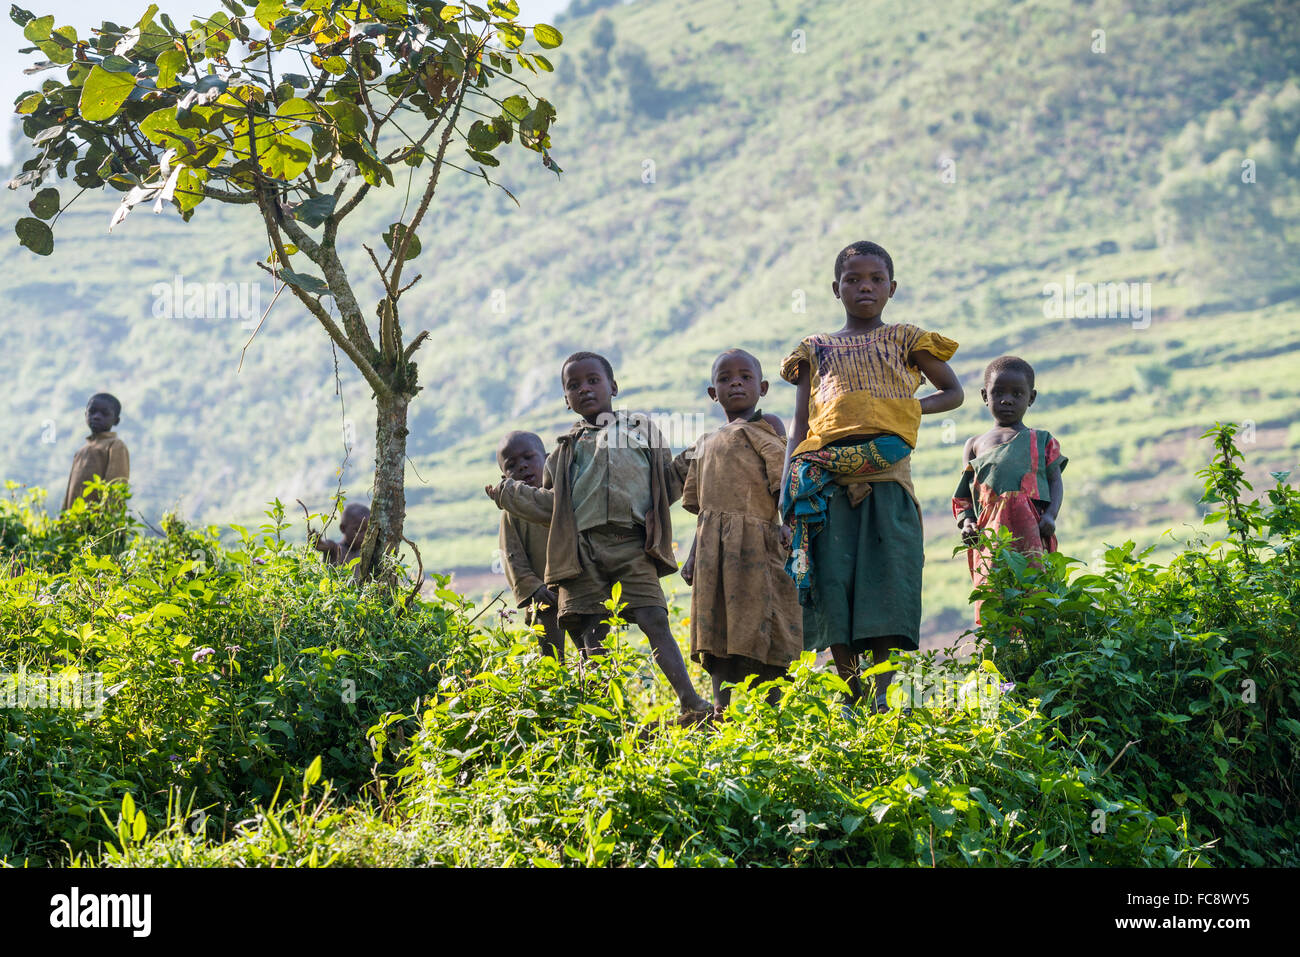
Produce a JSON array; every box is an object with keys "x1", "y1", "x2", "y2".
[{"x1": 802, "y1": 481, "x2": 922, "y2": 653}]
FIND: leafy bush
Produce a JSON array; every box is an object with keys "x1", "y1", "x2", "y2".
[
  {"x1": 974, "y1": 425, "x2": 1300, "y2": 865},
  {"x1": 0, "y1": 496, "x2": 468, "y2": 863},
  {"x1": 381, "y1": 643, "x2": 1193, "y2": 867},
  {"x1": 9, "y1": 423, "x2": 1296, "y2": 867}
]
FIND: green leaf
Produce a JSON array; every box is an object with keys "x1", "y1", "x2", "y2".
[
  {"x1": 275, "y1": 96, "x2": 318, "y2": 127},
  {"x1": 278, "y1": 268, "x2": 331, "y2": 297},
  {"x1": 131, "y1": 809, "x2": 147, "y2": 842},
  {"x1": 322, "y1": 100, "x2": 367, "y2": 138},
  {"x1": 292, "y1": 194, "x2": 336, "y2": 227},
  {"x1": 121, "y1": 792, "x2": 136, "y2": 824},
  {"x1": 532, "y1": 53, "x2": 553, "y2": 72},
  {"x1": 253, "y1": 0, "x2": 285, "y2": 29},
  {"x1": 304, "y1": 754, "x2": 322, "y2": 787},
  {"x1": 466, "y1": 119, "x2": 500, "y2": 151},
  {"x1": 15, "y1": 217, "x2": 53, "y2": 255},
  {"x1": 16, "y1": 92, "x2": 43, "y2": 114},
  {"x1": 28, "y1": 187, "x2": 59, "y2": 219},
  {"x1": 533, "y1": 23, "x2": 562, "y2": 49},
  {"x1": 22, "y1": 14, "x2": 53, "y2": 43},
  {"x1": 501, "y1": 94, "x2": 529, "y2": 120},
  {"x1": 382, "y1": 222, "x2": 422, "y2": 260},
  {"x1": 257, "y1": 133, "x2": 312, "y2": 180},
  {"x1": 100, "y1": 54, "x2": 135, "y2": 73},
  {"x1": 497, "y1": 23, "x2": 525, "y2": 48},
  {"x1": 79, "y1": 65, "x2": 137, "y2": 121},
  {"x1": 156, "y1": 48, "x2": 186, "y2": 89}
]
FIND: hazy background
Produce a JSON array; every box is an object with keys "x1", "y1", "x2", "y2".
[{"x1": 3, "y1": 0, "x2": 1297, "y2": 646}]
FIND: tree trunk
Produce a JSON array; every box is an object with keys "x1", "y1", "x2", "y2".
[{"x1": 357, "y1": 391, "x2": 410, "y2": 584}]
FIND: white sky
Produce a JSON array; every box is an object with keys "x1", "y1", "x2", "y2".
[{"x1": 1, "y1": 0, "x2": 571, "y2": 163}]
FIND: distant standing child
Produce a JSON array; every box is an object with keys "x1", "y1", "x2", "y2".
[
  {"x1": 495, "y1": 430, "x2": 591, "y2": 662},
  {"x1": 62, "y1": 393, "x2": 130, "y2": 511},
  {"x1": 781, "y1": 242, "x2": 963, "y2": 714},
  {"x1": 680, "y1": 349, "x2": 802, "y2": 712},
  {"x1": 953, "y1": 356, "x2": 1066, "y2": 622},
  {"x1": 485, "y1": 351, "x2": 712, "y2": 715},
  {"x1": 314, "y1": 502, "x2": 370, "y2": 566}
]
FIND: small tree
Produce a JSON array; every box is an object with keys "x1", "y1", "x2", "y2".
[{"x1": 8, "y1": 0, "x2": 563, "y2": 583}]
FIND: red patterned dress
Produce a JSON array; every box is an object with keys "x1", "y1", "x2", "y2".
[{"x1": 952, "y1": 429, "x2": 1067, "y2": 621}]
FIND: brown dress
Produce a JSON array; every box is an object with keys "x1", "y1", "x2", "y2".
[{"x1": 683, "y1": 417, "x2": 802, "y2": 675}]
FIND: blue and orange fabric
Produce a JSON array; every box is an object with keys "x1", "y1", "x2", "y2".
[
  {"x1": 953, "y1": 428, "x2": 1067, "y2": 619},
  {"x1": 783, "y1": 435, "x2": 912, "y2": 604},
  {"x1": 780, "y1": 324, "x2": 959, "y2": 455}
]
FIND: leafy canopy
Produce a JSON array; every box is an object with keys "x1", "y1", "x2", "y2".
[{"x1": 10, "y1": 0, "x2": 563, "y2": 256}]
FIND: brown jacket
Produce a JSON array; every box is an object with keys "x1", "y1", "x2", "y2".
[
  {"x1": 499, "y1": 512, "x2": 548, "y2": 606},
  {"x1": 63, "y1": 431, "x2": 130, "y2": 511},
  {"x1": 493, "y1": 412, "x2": 691, "y2": 583}
]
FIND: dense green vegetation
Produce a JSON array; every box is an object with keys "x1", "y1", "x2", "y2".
[
  {"x1": 3, "y1": 0, "x2": 1298, "y2": 643},
  {"x1": 2, "y1": 427, "x2": 1295, "y2": 866}
]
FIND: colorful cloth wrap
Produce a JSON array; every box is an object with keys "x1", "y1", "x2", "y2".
[{"x1": 783, "y1": 435, "x2": 912, "y2": 604}]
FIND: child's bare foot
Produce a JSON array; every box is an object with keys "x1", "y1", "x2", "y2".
[{"x1": 679, "y1": 691, "x2": 712, "y2": 715}]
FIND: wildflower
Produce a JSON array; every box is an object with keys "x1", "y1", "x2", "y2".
[
  {"x1": 35, "y1": 593, "x2": 54, "y2": 606},
  {"x1": 225, "y1": 645, "x2": 242, "y2": 654},
  {"x1": 191, "y1": 647, "x2": 216, "y2": 663},
  {"x1": 116, "y1": 613, "x2": 132, "y2": 622}
]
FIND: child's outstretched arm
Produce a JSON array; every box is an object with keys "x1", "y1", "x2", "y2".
[
  {"x1": 778, "y1": 362, "x2": 811, "y2": 516},
  {"x1": 911, "y1": 351, "x2": 964, "y2": 414},
  {"x1": 484, "y1": 478, "x2": 554, "y2": 525}
]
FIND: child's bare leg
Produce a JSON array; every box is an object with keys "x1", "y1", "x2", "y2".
[
  {"x1": 629, "y1": 606, "x2": 710, "y2": 711},
  {"x1": 537, "y1": 606, "x2": 563, "y2": 662},
  {"x1": 830, "y1": 643, "x2": 865, "y2": 704},
  {"x1": 711, "y1": 673, "x2": 729, "y2": 712},
  {"x1": 865, "y1": 637, "x2": 898, "y2": 706},
  {"x1": 566, "y1": 614, "x2": 608, "y2": 658}
]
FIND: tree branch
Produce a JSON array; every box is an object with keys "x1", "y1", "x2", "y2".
[
  {"x1": 386, "y1": 49, "x2": 476, "y2": 292},
  {"x1": 255, "y1": 260, "x2": 391, "y2": 399}
]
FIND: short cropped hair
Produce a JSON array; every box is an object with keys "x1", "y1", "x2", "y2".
[
  {"x1": 497, "y1": 430, "x2": 545, "y2": 465},
  {"x1": 560, "y1": 351, "x2": 615, "y2": 385},
  {"x1": 88, "y1": 393, "x2": 122, "y2": 416},
  {"x1": 984, "y1": 355, "x2": 1036, "y2": 390},
  {"x1": 711, "y1": 348, "x2": 763, "y2": 381},
  {"x1": 834, "y1": 241, "x2": 894, "y2": 281}
]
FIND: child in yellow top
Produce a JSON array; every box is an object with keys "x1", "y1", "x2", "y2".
[{"x1": 780, "y1": 242, "x2": 963, "y2": 714}]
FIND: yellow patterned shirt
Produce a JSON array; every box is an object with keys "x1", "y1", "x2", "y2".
[{"x1": 780, "y1": 323, "x2": 959, "y2": 456}]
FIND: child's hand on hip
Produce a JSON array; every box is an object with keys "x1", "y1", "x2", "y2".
[
  {"x1": 531, "y1": 585, "x2": 557, "y2": 609},
  {"x1": 681, "y1": 552, "x2": 695, "y2": 585}
]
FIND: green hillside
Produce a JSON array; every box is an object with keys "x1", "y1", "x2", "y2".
[{"x1": 3, "y1": 0, "x2": 1298, "y2": 644}]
